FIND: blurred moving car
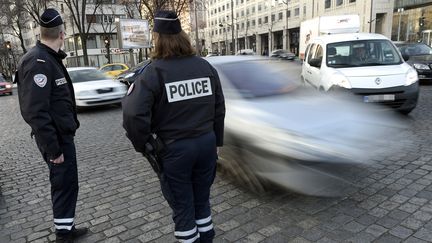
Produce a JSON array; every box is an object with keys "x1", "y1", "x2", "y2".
[
  {"x1": 395, "y1": 42, "x2": 432, "y2": 83},
  {"x1": 270, "y1": 49, "x2": 296, "y2": 60},
  {"x1": 117, "y1": 60, "x2": 151, "y2": 87},
  {"x1": 207, "y1": 56, "x2": 405, "y2": 196},
  {"x1": 99, "y1": 63, "x2": 129, "y2": 77},
  {"x1": 0, "y1": 75, "x2": 13, "y2": 95},
  {"x1": 67, "y1": 67, "x2": 127, "y2": 107},
  {"x1": 236, "y1": 49, "x2": 256, "y2": 55}
]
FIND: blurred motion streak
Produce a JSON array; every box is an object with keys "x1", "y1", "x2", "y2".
[{"x1": 207, "y1": 56, "x2": 407, "y2": 196}]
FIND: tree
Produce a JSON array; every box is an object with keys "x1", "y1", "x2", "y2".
[{"x1": 63, "y1": 0, "x2": 102, "y2": 66}]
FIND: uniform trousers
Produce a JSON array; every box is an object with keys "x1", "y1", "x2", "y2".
[
  {"x1": 159, "y1": 132, "x2": 217, "y2": 243},
  {"x1": 36, "y1": 134, "x2": 79, "y2": 234}
]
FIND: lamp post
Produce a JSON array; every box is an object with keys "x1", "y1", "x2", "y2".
[
  {"x1": 219, "y1": 23, "x2": 229, "y2": 55},
  {"x1": 104, "y1": 36, "x2": 111, "y2": 64},
  {"x1": 397, "y1": 8, "x2": 404, "y2": 41},
  {"x1": 230, "y1": 0, "x2": 235, "y2": 54}
]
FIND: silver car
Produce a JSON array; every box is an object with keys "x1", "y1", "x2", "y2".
[{"x1": 208, "y1": 56, "x2": 406, "y2": 196}]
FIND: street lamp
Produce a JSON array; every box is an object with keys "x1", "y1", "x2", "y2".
[
  {"x1": 218, "y1": 23, "x2": 228, "y2": 55},
  {"x1": 104, "y1": 36, "x2": 111, "y2": 64},
  {"x1": 397, "y1": 8, "x2": 404, "y2": 41}
]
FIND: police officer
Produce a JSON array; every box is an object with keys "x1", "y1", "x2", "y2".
[
  {"x1": 16, "y1": 9, "x2": 87, "y2": 243},
  {"x1": 123, "y1": 10, "x2": 225, "y2": 243}
]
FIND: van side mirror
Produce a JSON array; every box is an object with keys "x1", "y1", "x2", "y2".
[
  {"x1": 402, "y1": 54, "x2": 410, "y2": 61},
  {"x1": 309, "y1": 58, "x2": 322, "y2": 68}
]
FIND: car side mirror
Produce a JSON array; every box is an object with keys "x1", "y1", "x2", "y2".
[
  {"x1": 402, "y1": 54, "x2": 410, "y2": 61},
  {"x1": 309, "y1": 58, "x2": 322, "y2": 68}
]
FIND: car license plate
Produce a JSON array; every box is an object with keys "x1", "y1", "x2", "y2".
[{"x1": 363, "y1": 94, "x2": 395, "y2": 103}]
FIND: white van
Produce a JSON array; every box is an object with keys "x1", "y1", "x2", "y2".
[{"x1": 300, "y1": 16, "x2": 419, "y2": 114}]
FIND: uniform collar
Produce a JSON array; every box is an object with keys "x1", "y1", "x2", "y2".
[{"x1": 37, "y1": 40, "x2": 67, "y2": 60}]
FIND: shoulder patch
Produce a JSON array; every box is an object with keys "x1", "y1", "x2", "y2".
[
  {"x1": 127, "y1": 83, "x2": 135, "y2": 96},
  {"x1": 34, "y1": 74, "x2": 48, "y2": 88},
  {"x1": 36, "y1": 59, "x2": 46, "y2": 63}
]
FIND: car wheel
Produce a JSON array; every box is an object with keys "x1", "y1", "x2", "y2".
[
  {"x1": 399, "y1": 108, "x2": 413, "y2": 115},
  {"x1": 218, "y1": 144, "x2": 267, "y2": 194}
]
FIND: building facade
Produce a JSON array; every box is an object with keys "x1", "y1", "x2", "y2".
[
  {"x1": 203, "y1": 0, "x2": 394, "y2": 56},
  {"x1": 392, "y1": 0, "x2": 432, "y2": 45},
  {"x1": 22, "y1": 1, "x2": 141, "y2": 68}
]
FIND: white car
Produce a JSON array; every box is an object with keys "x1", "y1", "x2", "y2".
[
  {"x1": 301, "y1": 33, "x2": 419, "y2": 114},
  {"x1": 67, "y1": 67, "x2": 127, "y2": 107}
]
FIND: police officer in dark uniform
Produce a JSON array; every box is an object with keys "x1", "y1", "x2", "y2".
[
  {"x1": 123, "y1": 10, "x2": 225, "y2": 243},
  {"x1": 16, "y1": 8, "x2": 87, "y2": 243}
]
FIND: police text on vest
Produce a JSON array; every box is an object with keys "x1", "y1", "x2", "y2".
[{"x1": 165, "y1": 77, "x2": 212, "y2": 103}]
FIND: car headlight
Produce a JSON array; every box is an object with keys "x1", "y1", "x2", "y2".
[
  {"x1": 125, "y1": 73, "x2": 135, "y2": 79},
  {"x1": 77, "y1": 90, "x2": 94, "y2": 96},
  {"x1": 330, "y1": 73, "x2": 352, "y2": 89},
  {"x1": 412, "y1": 63, "x2": 430, "y2": 70},
  {"x1": 405, "y1": 67, "x2": 418, "y2": 86},
  {"x1": 5, "y1": 84, "x2": 11, "y2": 89}
]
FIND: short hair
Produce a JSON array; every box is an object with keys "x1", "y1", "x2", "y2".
[
  {"x1": 40, "y1": 25, "x2": 64, "y2": 41},
  {"x1": 151, "y1": 31, "x2": 196, "y2": 59}
]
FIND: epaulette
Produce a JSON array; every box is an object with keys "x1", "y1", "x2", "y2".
[{"x1": 37, "y1": 59, "x2": 46, "y2": 63}]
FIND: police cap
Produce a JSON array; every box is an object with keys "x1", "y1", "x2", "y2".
[
  {"x1": 40, "y1": 8, "x2": 63, "y2": 28},
  {"x1": 153, "y1": 10, "x2": 182, "y2": 35}
]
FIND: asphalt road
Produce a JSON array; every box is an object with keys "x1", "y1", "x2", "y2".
[{"x1": 1, "y1": 67, "x2": 432, "y2": 242}]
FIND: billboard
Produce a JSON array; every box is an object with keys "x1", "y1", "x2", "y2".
[{"x1": 118, "y1": 19, "x2": 151, "y2": 49}]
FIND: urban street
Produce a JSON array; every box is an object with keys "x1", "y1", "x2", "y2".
[{"x1": 1, "y1": 61, "x2": 432, "y2": 243}]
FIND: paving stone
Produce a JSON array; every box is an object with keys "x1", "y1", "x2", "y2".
[
  {"x1": 365, "y1": 224, "x2": 388, "y2": 237},
  {"x1": 388, "y1": 225, "x2": 414, "y2": 239}
]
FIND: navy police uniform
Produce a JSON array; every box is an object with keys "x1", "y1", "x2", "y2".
[
  {"x1": 16, "y1": 9, "x2": 81, "y2": 237},
  {"x1": 123, "y1": 10, "x2": 225, "y2": 243}
]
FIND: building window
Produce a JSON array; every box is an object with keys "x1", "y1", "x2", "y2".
[
  {"x1": 294, "y1": 8, "x2": 299, "y2": 16},
  {"x1": 304, "y1": 5, "x2": 306, "y2": 14},
  {"x1": 287, "y1": 10, "x2": 291, "y2": 18},
  {"x1": 241, "y1": 10, "x2": 244, "y2": 16},
  {"x1": 222, "y1": 5, "x2": 225, "y2": 11},
  {"x1": 252, "y1": 20, "x2": 255, "y2": 26},
  {"x1": 264, "y1": 16, "x2": 268, "y2": 23},
  {"x1": 349, "y1": 0, "x2": 356, "y2": 2},
  {"x1": 258, "y1": 4, "x2": 261, "y2": 11},
  {"x1": 271, "y1": 14, "x2": 275, "y2": 22},
  {"x1": 279, "y1": 12, "x2": 283, "y2": 20},
  {"x1": 325, "y1": 0, "x2": 331, "y2": 8},
  {"x1": 252, "y1": 6, "x2": 255, "y2": 13},
  {"x1": 336, "y1": 0, "x2": 343, "y2": 6},
  {"x1": 258, "y1": 18, "x2": 262, "y2": 25},
  {"x1": 241, "y1": 23, "x2": 244, "y2": 29}
]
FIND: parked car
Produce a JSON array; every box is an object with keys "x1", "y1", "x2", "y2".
[
  {"x1": 117, "y1": 60, "x2": 151, "y2": 87},
  {"x1": 270, "y1": 49, "x2": 296, "y2": 60},
  {"x1": 0, "y1": 75, "x2": 13, "y2": 95},
  {"x1": 394, "y1": 42, "x2": 432, "y2": 83},
  {"x1": 206, "y1": 56, "x2": 405, "y2": 195},
  {"x1": 67, "y1": 67, "x2": 127, "y2": 107},
  {"x1": 236, "y1": 49, "x2": 256, "y2": 55},
  {"x1": 99, "y1": 63, "x2": 129, "y2": 77}
]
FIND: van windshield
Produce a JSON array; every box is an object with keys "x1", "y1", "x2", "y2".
[{"x1": 326, "y1": 39, "x2": 402, "y2": 68}]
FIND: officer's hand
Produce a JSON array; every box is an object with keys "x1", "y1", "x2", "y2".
[{"x1": 50, "y1": 154, "x2": 64, "y2": 164}]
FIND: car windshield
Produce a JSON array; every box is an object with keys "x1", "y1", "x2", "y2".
[
  {"x1": 396, "y1": 43, "x2": 432, "y2": 56},
  {"x1": 69, "y1": 69, "x2": 110, "y2": 83},
  {"x1": 216, "y1": 60, "x2": 299, "y2": 98},
  {"x1": 327, "y1": 39, "x2": 402, "y2": 68}
]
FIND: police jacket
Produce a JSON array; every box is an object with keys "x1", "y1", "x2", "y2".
[
  {"x1": 122, "y1": 56, "x2": 225, "y2": 153},
  {"x1": 16, "y1": 41, "x2": 79, "y2": 160}
]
